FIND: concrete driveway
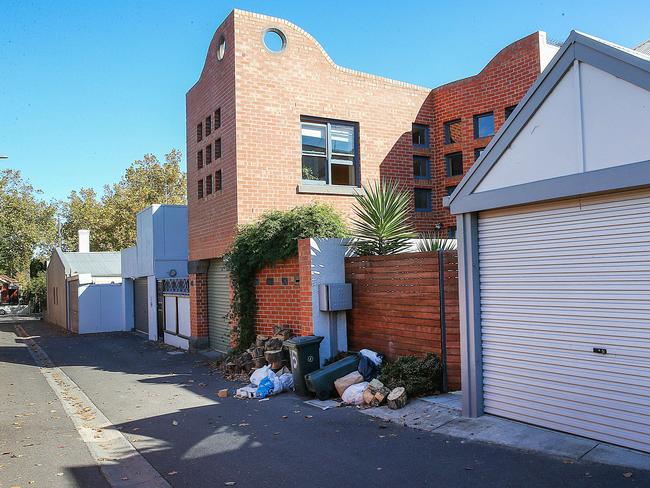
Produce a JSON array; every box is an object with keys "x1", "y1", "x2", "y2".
[{"x1": 2, "y1": 317, "x2": 648, "y2": 487}]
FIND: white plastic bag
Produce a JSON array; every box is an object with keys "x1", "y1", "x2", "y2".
[
  {"x1": 360, "y1": 349, "x2": 382, "y2": 366},
  {"x1": 250, "y1": 365, "x2": 274, "y2": 386},
  {"x1": 341, "y1": 381, "x2": 369, "y2": 405}
]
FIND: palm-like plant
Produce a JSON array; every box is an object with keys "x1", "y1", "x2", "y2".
[
  {"x1": 416, "y1": 230, "x2": 457, "y2": 252},
  {"x1": 350, "y1": 180, "x2": 416, "y2": 255}
]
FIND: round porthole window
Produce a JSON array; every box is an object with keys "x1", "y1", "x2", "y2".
[
  {"x1": 216, "y1": 35, "x2": 226, "y2": 61},
  {"x1": 263, "y1": 28, "x2": 286, "y2": 53}
]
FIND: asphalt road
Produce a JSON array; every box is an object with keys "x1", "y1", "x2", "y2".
[{"x1": 1, "y1": 317, "x2": 648, "y2": 488}]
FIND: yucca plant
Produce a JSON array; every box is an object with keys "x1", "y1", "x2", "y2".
[
  {"x1": 350, "y1": 180, "x2": 416, "y2": 255},
  {"x1": 417, "y1": 230, "x2": 457, "y2": 252}
]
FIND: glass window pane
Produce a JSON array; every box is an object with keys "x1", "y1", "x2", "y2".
[
  {"x1": 412, "y1": 124, "x2": 429, "y2": 146},
  {"x1": 444, "y1": 120, "x2": 461, "y2": 144},
  {"x1": 474, "y1": 113, "x2": 494, "y2": 138},
  {"x1": 330, "y1": 124, "x2": 355, "y2": 156},
  {"x1": 302, "y1": 155, "x2": 327, "y2": 182},
  {"x1": 331, "y1": 163, "x2": 355, "y2": 186},
  {"x1": 301, "y1": 123, "x2": 326, "y2": 155},
  {"x1": 413, "y1": 156, "x2": 429, "y2": 178},
  {"x1": 414, "y1": 189, "x2": 431, "y2": 211},
  {"x1": 445, "y1": 152, "x2": 463, "y2": 177}
]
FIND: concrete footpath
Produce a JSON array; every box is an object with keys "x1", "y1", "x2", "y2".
[
  {"x1": 362, "y1": 392, "x2": 650, "y2": 472},
  {"x1": 2, "y1": 317, "x2": 649, "y2": 487}
]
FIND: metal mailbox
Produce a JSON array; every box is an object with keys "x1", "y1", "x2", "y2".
[{"x1": 318, "y1": 283, "x2": 352, "y2": 312}]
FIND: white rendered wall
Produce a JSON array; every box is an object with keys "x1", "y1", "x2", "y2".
[
  {"x1": 309, "y1": 238, "x2": 350, "y2": 365},
  {"x1": 475, "y1": 60, "x2": 650, "y2": 194},
  {"x1": 581, "y1": 62, "x2": 650, "y2": 171},
  {"x1": 476, "y1": 65, "x2": 581, "y2": 192}
]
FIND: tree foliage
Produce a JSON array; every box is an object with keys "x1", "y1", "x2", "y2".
[
  {"x1": 0, "y1": 170, "x2": 57, "y2": 276},
  {"x1": 350, "y1": 180, "x2": 416, "y2": 256},
  {"x1": 61, "y1": 149, "x2": 186, "y2": 251},
  {"x1": 226, "y1": 204, "x2": 347, "y2": 351}
]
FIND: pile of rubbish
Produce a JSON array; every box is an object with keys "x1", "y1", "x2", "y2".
[
  {"x1": 310, "y1": 349, "x2": 408, "y2": 410},
  {"x1": 236, "y1": 364, "x2": 294, "y2": 399},
  {"x1": 226, "y1": 327, "x2": 294, "y2": 375},
  {"x1": 230, "y1": 334, "x2": 408, "y2": 409}
]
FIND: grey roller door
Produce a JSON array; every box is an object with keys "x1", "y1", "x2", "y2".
[
  {"x1": 478, "y1": 189, "x2": 650, "y2": 452},
  {"x1": 207, "y1": 259, "x2": 231, "y2": 353},
  {"x1": 134, "y1": 277, "x2": 149, "y2": 334}
]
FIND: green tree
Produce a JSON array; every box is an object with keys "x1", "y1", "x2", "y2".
[
  {"x1": 350, "y1": 180, "x2": 416, "y2": 255},
  {"x1": 61, "y1": 149, "x2": 187, "y2": 251},
  {"x1": 0, "y1": 170, "x2": 57, "y2": 276},
  {"x1": 60, "y1": 188, "x2": 106, "y2": 251}
]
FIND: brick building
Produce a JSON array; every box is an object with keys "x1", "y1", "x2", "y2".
[{"x1": 186, "y1": 9, "x2": 558, "y2": 351}]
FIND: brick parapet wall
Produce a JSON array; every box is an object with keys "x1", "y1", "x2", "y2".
[{"x1": 345, "y1": 251, "x2": 461, "y2": 391}]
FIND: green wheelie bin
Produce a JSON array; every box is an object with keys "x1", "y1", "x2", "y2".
[{"x1": 284, "y1": 336, "x2": 324, "y2": 396}]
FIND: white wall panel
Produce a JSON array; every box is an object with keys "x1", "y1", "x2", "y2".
[
  {"x1": 581, "y1": 62, "x2": 650, "y2": 171},
  {"x1": 476, "y1": 66, "x2": 581, "y2": 192}
]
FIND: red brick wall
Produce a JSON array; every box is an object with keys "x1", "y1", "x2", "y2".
[
  {"x1": 428, "y1": 33, "x2": 544, "y2": 231},
  {"x1": 189, "y1": 273, "x2": 209, "y2": 338},
  {"x1": 345, "y1": 251, "x2": 461, "y2": 391},
  {"x1": 186, "y1": 10, "x2": 548, "y2": 346},
  {"x1": 255, "y1": 256, "x2": 303, "y2": 337},
  {"x1": 186, "y1": 12, "x2": 238, "y2": 261},
  {"x1": 253, "y1": 239, "x2": 314, "y2": 338},
  {"x1": 187, "y1": 11, "x2": 547, "y2": 259}
]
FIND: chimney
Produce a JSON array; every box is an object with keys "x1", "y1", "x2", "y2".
[{"x1": 78, "y1": 229, "x2": 90, "y2": 253}]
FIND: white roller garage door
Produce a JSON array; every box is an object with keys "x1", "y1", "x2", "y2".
[{"x1": 478, "y1": 189, "x2": 650, "y2": 452}]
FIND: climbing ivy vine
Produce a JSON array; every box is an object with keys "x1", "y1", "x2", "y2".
[{"x1": 226, "y1": 203, "x2": 347, "y2": 351}]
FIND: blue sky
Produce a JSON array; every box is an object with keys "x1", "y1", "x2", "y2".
[{"x1": 2, "y1": 0, "x2": 648, "y2": 201}]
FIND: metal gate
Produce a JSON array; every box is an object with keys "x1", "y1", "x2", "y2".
[
  {"x1": 133, "y1": 277, "x2": 149, "y2": 334},
  {"x1": 207, "y1": 259, "x2": 230, "y2": 353}
]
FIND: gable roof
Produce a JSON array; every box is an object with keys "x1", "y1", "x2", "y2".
[
  {"x1": 445, "y1": 31, "x2": 650, "y2": 215},
  {"x1": 56, "y1": 249, "x2": 121, "y2": 277}
]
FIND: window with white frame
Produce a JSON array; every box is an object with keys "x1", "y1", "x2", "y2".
[{"x1": 301, "y1": 119, "x2": 358, "y2": 186}]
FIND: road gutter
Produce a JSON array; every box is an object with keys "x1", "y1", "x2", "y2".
[{"x1": 15, "y1": 324, "x2": 171, "y2": 488}]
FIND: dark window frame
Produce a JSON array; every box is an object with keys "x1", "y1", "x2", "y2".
[
  {"x1": 445, "y1": 152, "x2": 464, "y2": 177},
  {"x1": 414, "y1": 188, "x2": 432, "y2": 212},
  {"x1": 197, "y1": 123, "x2": 203, "y2": 142},
  {"x1": 205, "y1": 115, "x2": 212, "y2": 136},
  {"x1": 197, "y1": 179, "x2": 203, "y2": 199},
  {"x1": 215, "y1": 169, "x2": 222, "y2": 192},
  {"x1": 412, "y1": 123, "x2": 429, "y2": 147},
  {"x1": 443, "y1": 119, "x2": 461, "y2": 145},
  {"x1": 214, "y1": 108, "x2": 221, "y2": 129},
  {"x1": 205, "y1": 143, "x2": 212, "y2": 165},
  {"x1": 413, "y1": 155, "x2": 430, "y2": 179},
  {"x1": 205, "y1": 174, "x2": 213, "y2": 195},
  {"x1": 300, "y1": 115, "x2": 360, "y2": 187},
  {"x1": 446, "y1": 185, "x2": 457, "y2": 196},
  {"x1": 197, "y1": 150, "x2": 203, "y2": 169},
  {"x1": 214, "y1": 138, "x2": 222, "y2": 159},
  {"x1": 505, "y1": 105, "x2": 517, "y2": 120},
  {"x1": 473, "y1": 112, "x2": 494, "y2": 139},
  {"x1": 474, "y1": 147, "x2": 486, "y2": 161}
]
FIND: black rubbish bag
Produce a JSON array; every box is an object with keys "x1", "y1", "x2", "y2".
[{"x1": 358, "y1": 354, "x2": 378, "y2": 381}]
